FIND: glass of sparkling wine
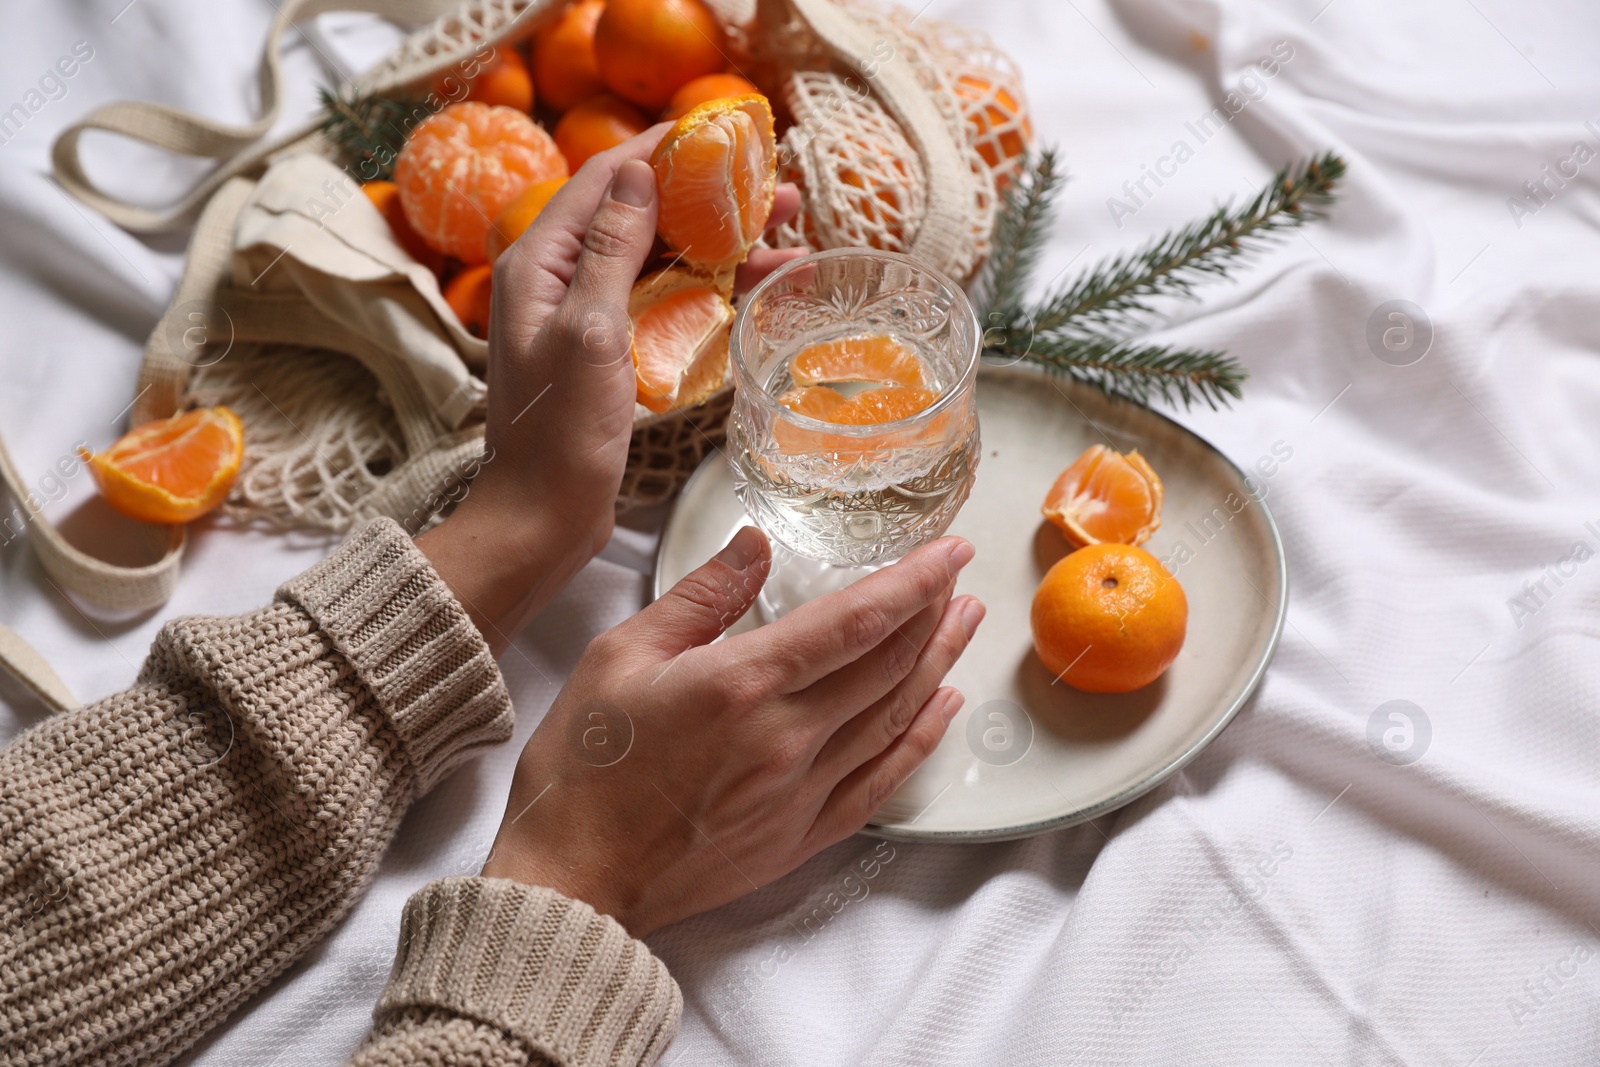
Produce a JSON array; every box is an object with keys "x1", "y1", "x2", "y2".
[{"x1": 727, "y1": 248, "x2": 981, "y2": 619}]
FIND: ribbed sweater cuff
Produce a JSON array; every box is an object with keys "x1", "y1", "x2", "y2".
[
  {"x1": 278, "y1": 517, "x2": 513, "y2": 796},
  {"x1": 378, "y1": 878, "x2": 682, "y2": 1066}
]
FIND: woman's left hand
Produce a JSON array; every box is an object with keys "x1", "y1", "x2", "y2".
[{"x1": 418, "y1": 127, "x2": 803, "y2": 652}]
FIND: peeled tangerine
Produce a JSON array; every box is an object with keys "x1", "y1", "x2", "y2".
[
  {"x1": 650, "y1": 94, "x2": 777, "y2": 274},
  {"x1": 1042, "y1": 444, "x2": 1164, "y2": 548},
  {"x1": 631, "y1": 266, "x2": 733, "y2": 414},
  {"x1": 630, "y1": 94, "x2": 777, "y2": 412},
  {"x1": 83, "y1": 407, "x2": 244, "y2": 525}
]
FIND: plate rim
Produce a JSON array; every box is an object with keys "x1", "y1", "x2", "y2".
[{"x1": 652, "y1": 362, "x2": 1289, "y2": 842}]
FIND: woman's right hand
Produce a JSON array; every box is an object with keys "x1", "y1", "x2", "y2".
[{"x1": 481, "y1": 526, "x2": 984, "y2": 936}]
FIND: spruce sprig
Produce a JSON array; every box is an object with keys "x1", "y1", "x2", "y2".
[
  {"x1": 316, "y1": 86, "x2": 427, "y2": 183},
  {"x1": 976, "y1": 150, "x2": 1346, "y2": 410}
]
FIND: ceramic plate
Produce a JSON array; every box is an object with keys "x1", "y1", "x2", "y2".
[{"x1": 654, "y1": 363, "x2": 1286, "y2": 841}]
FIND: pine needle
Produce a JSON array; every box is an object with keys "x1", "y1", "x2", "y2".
[
  {"x1": 316, "y1": 86, "x2": 430, "y2": 183},
  {"x1": 1031, "y1": 152, "x2": 1346, "y2": 336},
  {"x1": 973, "y1": 150, "x2": 1347, "y2": 410}
]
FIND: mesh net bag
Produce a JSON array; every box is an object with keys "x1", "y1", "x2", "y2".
[{"x1": 42, "y1": 0, "x2": 1033, "y2": 562}]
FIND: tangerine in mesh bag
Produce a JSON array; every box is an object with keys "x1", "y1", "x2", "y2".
[{"x1": 395, "y1": 102, "x2": 567, "y2": 264}]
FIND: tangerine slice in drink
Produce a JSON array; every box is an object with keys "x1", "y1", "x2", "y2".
[
  {"x1": 789, "y1": 333, "x2": 926, "y2": 388},
  {"x1": 82, "y1": 406, "x2": 245, "y2": 525},
  {"x1": 827, "y1": 385, "x2": 940, "y2": 425},
  {"x1": 1041, "y1": 444, "x2": 1164, "y2": 548},
  {"x1": 631, "y1": 266, "x2": 733, "y2": 413},
  {"x1": 651, "y1": 94, "x2": 776, "y2": 272}
]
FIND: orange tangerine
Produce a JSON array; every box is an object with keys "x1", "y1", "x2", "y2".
[
  {"x1": 953, "y1": 73, "x2": 1032, "y2": 175},
  {"x1": 362, "y1": 180, "x2": 446, "y2": 274},
  {"x1": 456, "y1": 44, "x2": 535, "y2": 112},
  {"x1": 395, "y1": 102, "x2": 568, "y2": 264},
  {"x1": 651, "y1": 94, "x2": 777, "y2": 272},
  {"x1": 533, "y1": 0, "x2": 607, "y2": 113},
  {"x1": 1042, "y1": 444, "x2": 1164, "y2": 548},
  {"x1": 596, "y1": 0, "x2": 727, "y2": 111},
  {"x1": 1031, "y1": 543, "x2": 1187, "y2": 693},
  {"x1": 82, "y1": 407, "x2": 244, "y2": 525},
  {"x1": 444, "y1": 263, "x2": 494, "y2": 338},
  {"x1": 663, "y1": 72, "x2": 760, "y2": 119},
  {"x1": 554, "y1": 94, "x2": 652, "y2": 173},
  {"x1": 486, "y1": 176, "x2": 567, "y2": 263},
  {"x1": 789, "y1": 334, "x2": 925, "y2": 388},
  {"x1": 777, "y1": 384, "x2": 848, "y2": 421},
  {"x1": 631, "y1": 266, "x2": 733, "y2": 413},
  {"x1": 827, "y1": 385, "x2": 939, "y2": 425}
]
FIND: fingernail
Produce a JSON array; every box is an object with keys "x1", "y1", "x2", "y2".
[
  {"x1": 947, "y1": 538, "x2": 975, "y2": 571},
  {"x1": 611, "y1": 159, "x2": 655, "y2": 208},
  {"x1": 960, "y1": 597, "x2": 986, "y2": 638},
  {"x1": 938, "y1": 688, "x2": 965, "y2": 725},
  {"x1": 714, "y1": 525, "x2": 763, "y2": 571}
]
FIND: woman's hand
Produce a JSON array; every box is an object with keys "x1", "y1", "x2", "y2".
[
  {"x1": 418, "y1": 126, "x2": 803, "y2": 651},
  {"x1": 481, "y1": 527, "x2": 985, "y2": 937}
]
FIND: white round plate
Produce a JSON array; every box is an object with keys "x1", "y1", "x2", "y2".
[{"x1": 654, "y1": 363, "x2": 1287, "y2": 841}]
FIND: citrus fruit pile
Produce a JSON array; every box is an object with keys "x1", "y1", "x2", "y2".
[
  {"x1": 1031, "y1": 445, "x2": 1188, "y2": 693},
  {"x1": 343, "y1": 0, "x2": 777, "y2": 412}
]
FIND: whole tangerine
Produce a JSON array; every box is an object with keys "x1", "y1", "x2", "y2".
[
  {"x1": 554, "y1": 94, "x2": 651, "y2": 173},
  {"x1": 533, "y1": 0, "x2": 607, "y2": 112},
  {"x1": 395, "y1": 102, "x2": 567, "y2": 264},
  {"x1": 595, "y1": 0, "x2": 727, "y2": 111},
  {"x1": 486, "y1": 176, "x2": 568, "y2": 263},
  {"x1": 444, "y1": 263, "x2": 494, "y2": 338},
  {"x1": 456, "y1": 44, "x2": 534, "y2": 112},
  {"x1": 663, "y1": 72, "x2": 760, "y2": 119},
  {"x1": 1031, "y1": 543, "x2": 1187, "y2": 693}
]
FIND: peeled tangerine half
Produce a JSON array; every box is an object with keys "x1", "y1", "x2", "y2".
[
  {"x1": 83, "y1": 406, "x2": 244, "y2": 525},
  {"x1": 631, "y1": 266, "x2": 734, "y2": 414},
  {"x1": 1042, "y1": 444, "x2": 1164, "y2": 548},
  {"x1": 651, "y1": 94, "x2": 777, "y2": 273}
]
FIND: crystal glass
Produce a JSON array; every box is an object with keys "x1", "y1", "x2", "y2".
[{"x1": 727, "y1": 248, "x2": 981, "y2": 618}]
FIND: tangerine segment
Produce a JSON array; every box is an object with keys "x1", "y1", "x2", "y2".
[
  {"x1": 83, "y1": 407, "x2": 244, "y2": 525},
  {"x1": 632, "y1": 267, "x2": 733, "y2": 413},
  {"x1": 596, "y1": 0, "x2": 726, "y2": 110},
  {"x1": 651, "y1": 94, "x2": 776, "y2": 270},
  {"x1": 777, "y1": 384, "x2": 847, "y2": 421},
  {"x1": 554, "y1": 94, "x2": 651, "y2": 173},
  {"x1": 1031, "y1": 543, "x2": 1187, "y2": 693},
  {"x1": 395, "y1": 102, "x2": 568, "y2": 264},
  {"x1": 789, "y1": 334, "x2": 925, "y2": 388},
  {"x1": 828, "y1": 386, "x2": 939, "y2": 425},
  {"x1": 664, "y1": 73, "x2": 761, "y2": 120},
  {"x1": 533, "y1": 0, "x2": 607, "y2": 112},
  {"x1": 486, "y1": 177, "x2": 567, "y2": 263},
  {"x1": 1042, "y1": 444, "x2": 1164, "y2": 548}
]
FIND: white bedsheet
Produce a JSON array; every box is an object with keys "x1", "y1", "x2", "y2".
[{"x1": 5, "y1": 0, "x2": 1600, "y2": 1063}]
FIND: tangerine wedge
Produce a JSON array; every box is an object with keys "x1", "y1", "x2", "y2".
[
  {"x1": 395, "y1": 102, "x2": 567, "y2": 264},
  {"x1": 828, "y1": 385, "x2": 939, "y2": 425},
  {"x1": 631, "y1": 266, "x2": 733, "y2": 413},
  {"x1": 651, "y1": 94, "x2": 777, "y2": 273},
  {"x1": 790, "y1": 334, "x2": 925, "y2": 388},
  {"x1": 83, "y1": 407, "x2": 244, "y2": 525},
  {"x1": 1042, "y1": 444, "x2": 1164, "y2": 548}
]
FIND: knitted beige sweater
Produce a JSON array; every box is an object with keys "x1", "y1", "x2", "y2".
[{"x1": 0, "y1": 519, "x2": 680, "y2": 1067}]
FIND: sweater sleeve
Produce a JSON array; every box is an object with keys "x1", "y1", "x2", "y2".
[
  {"x1": 345, "y1": 879, "x2": 680, "y2": 1067},
  {"x1": 0, "y1": 518, "x2": 512, "y2": 1067}
]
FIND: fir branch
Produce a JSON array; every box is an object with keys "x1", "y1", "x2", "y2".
[
  {"x1": 971, "y1": 148, "x2": 1064, "y2": 323},
  {"x1": 989, "y1": 333, "x2": 1246, "y2": 411},
  {"x1": 1030, "y1": 152, "x2": 1346, "y2": 336},
  {"x1": 316, "y1": 86, "x2": 427, "y2": 183}
]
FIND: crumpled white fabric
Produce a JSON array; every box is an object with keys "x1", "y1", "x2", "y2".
[{"x1": 3, "y1": 0, "x2": 1600, "y2": 1064}]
